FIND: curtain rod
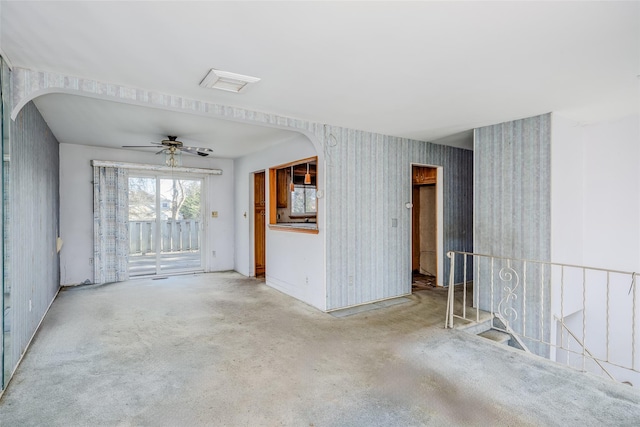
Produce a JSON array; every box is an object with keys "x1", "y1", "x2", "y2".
[{"x1": 91, "y1": 160, "x2": 222, "y2": 175}]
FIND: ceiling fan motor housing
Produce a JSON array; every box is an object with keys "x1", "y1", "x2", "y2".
[{"x1": 162, "y1": 136, "x2": 183, "y2": 147}]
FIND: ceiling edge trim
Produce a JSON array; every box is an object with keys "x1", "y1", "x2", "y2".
[{"x1": 10, "y1": 67, "x2": 316, "y2": 136}]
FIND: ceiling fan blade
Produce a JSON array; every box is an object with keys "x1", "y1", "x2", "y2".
[
  {"x1": 181, "y1": 146, "x2": 213, "y2": 157},
  {"x1": 180, "y1": 147, "x2": 201, "y2": 156},
  {"x1": 122, "y1": 145, "x2": 157, "y2": 148},
  {"x1": 156, "y1": 149, "x2": 168, "y2": 155}
]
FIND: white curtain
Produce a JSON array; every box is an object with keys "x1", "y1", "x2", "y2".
[{"x1": 93, "y1": 166, "x2": 129, "y2": 284}]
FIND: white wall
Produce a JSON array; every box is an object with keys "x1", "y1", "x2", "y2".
[
  {"x1": 551, "y1": 113, "x2": 640, "y2": 271},
  {"x1": 581, "y1": 115, "x2": 640, "y2": 272},
  {"x1": 551, "y1": 114, "x2": 585, "y2": 265},
  {"x1": 234, "y1": 134, "x2": 326, "y2": 311},
  {"x1": 59, "y1": 143, "x2": 235, "y2": 285},
  {"x1": 550, "y1": 113, "x2": 640, "y2": 384}
]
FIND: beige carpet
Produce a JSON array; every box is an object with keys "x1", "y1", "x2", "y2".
[{"x1": 1, "y1": 272, "x2": 639, "y2": 426}]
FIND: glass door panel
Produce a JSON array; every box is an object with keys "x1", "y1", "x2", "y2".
[
  {"x1": 128, "y1": 177, "x2": 157, "y2": 276},
  {"x1": 158, "y1": 178, "x2": 202, "y2": 273}
]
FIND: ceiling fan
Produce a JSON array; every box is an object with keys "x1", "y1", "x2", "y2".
[{"x1": 123, "y1": 136, "x2": 213, "y2": 167}]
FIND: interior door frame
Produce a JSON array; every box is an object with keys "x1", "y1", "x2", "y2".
[
  {"x1": 251, "y1": 170, "x2": 266, "y2": 277},
  {"x1": 128, "y1": 170, "x2": 206, "y2": 276},
  {"x1": 410, "y1": 163, "x2": 444, "y2": 287}
]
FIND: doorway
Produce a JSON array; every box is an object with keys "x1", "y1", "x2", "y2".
[
  {"x1": 411, "y1": 165, "x2": 439, "y2": 290},
  {"x1": 254, "y1": 171, "x2": 266, "y2": 277},
  {"x1": 128, "y1": 174, "x2": 204, "y2": 276}
]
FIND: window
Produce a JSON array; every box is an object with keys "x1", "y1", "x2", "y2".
[
  {"x1": 291, "y1": 185, "x2": 316, "y2": 215},
  {"x1": 269, "y1": 156, "x2": 318, "y2": 233}
]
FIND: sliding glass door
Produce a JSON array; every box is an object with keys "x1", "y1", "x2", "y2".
[{"x1": 128, "y1": 174, "x2": 204, "y2": 276}]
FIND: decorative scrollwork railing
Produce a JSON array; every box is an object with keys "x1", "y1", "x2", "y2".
[
  {"x1": 497, "y1": 261, "x2": 520, "y2": 325},
  {"x1": 445, "y1": 251, "x2": 639, "y2": 386}
]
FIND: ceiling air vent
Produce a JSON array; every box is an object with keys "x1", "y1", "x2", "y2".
[{"x1": 199, "y1": 68, "x2": 260, "y2": 93}]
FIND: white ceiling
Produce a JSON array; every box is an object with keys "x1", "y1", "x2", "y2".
[
  {"x1": 33, "y1": 94, "x2": 302, "y2": 158},
  {"x1": 1, "y1": 1, "x2": 638, "y2": 156}
]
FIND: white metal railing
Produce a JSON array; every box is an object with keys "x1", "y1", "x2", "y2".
[
  {"x1": 129, "y1": 219, "x2": 200, "y2": 254},
  {"x1": 555, "y1": 316, "x2": 615, "y2": 381},
  {"x1": 445, "y1": 251, "x2": 639, "y2": 385}
]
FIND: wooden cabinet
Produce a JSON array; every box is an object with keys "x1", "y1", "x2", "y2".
[
  {"x1": 412, "y1": 166, "x2": 436, "y2": 185},
  {"x1": 276, "y1": 168, "x2": 289, "y2": 208}
]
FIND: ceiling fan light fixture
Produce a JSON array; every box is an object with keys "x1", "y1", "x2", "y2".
[
  {"x1": 165, "y1": 148, "x2": 182, "y2": 168},
  {"x1": 199, "y1": 69, "x2": 261, "y2": 93}
]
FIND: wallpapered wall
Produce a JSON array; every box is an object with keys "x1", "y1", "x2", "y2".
[
  {"x1": 4, "y1": 99, "x2": 60, "y2": 386},
  {"x1": 474, "y1": 113, "x2": 551, "y2": 261},
  {"x1": 324, "y1": 127, "x2": 473, "y2": 309},
  {"x1": 473, "y1": 113, "x2": 551, "y2": 355}
]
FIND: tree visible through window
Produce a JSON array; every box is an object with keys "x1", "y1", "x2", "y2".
[{"x1": 292, "y1": 186, "x2": 316, "y2": 215}]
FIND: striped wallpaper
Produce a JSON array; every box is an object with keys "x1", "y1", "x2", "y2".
[
  {"x1": 325, "y1": 126, "x2": 473, "y2": 310},
  {"x1": 474, "y1": 113, "x2": 551, "y2": 261},
  {"x1": 473, "y1": 113, "x2": 552, "y2": 355},
  {"x1": 3, "y1": 100, "x2": 60, "y2": 387}
]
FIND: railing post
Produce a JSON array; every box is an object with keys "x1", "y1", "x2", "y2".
[
  {"x1": 582, "y1": 268, "x2": 587, "y2": 372},
  {"x1": 540, "y1": 263, "x2": 544, "y2": 344},
  {"x1": 523, "y1": 261, "x2": 527, "y2": 339},
  {"x1": 560, "y1": 265, "x2": 564, "y2": 350},
  {"x1": 463, "y1": 254, "x2": 467, "y2": 320},
  {"x1": 476, "y1": 256, "x2": 480, "y2": 323},
  {"x1": 446, "y1": 252, "x2": 455, "y2": 328},
  {"x1": 490, "y1": 257, "x2": 494, "y2": 319},
  {"x1": 606, "y1": 271, "x2": 610, "y2": 363},
  {"x1": 633, "y1": 272, "x2": 637, "y2": 372}
]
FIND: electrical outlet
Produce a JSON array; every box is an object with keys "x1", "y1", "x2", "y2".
[
  {"x1": 29, "y1": 299, "x2": 32, "y2": 312},
  {"x1": 212, "y1": 251, "x2": 216, "y2": 257},
  {"x1": 89, "y1": 257, "x2": 93, "y2": 265}
]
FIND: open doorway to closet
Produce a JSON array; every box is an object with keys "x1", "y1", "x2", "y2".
[{"x1": 411, "y1": 165, "x2": 438, "y2": 291}]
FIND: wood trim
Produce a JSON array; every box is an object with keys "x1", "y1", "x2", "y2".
[
  {"x1": 269, "y1": 156, "x2": 318, "y2": 226},
  {"x1": 268, "y1": 224, "x2": 319, "y2": 234},
  {"x1": 414, "y1": 177, "x2": 436, "y2": 185},
  {"x1": 271, "y1": 156, "x2": 317, "y2": 170},
  {"x1": 269, "y1": 168, "x2": 277, "y2": 224},
  {"x1": 412, "y1": 185, "x2": 420, "y2": 271}
]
